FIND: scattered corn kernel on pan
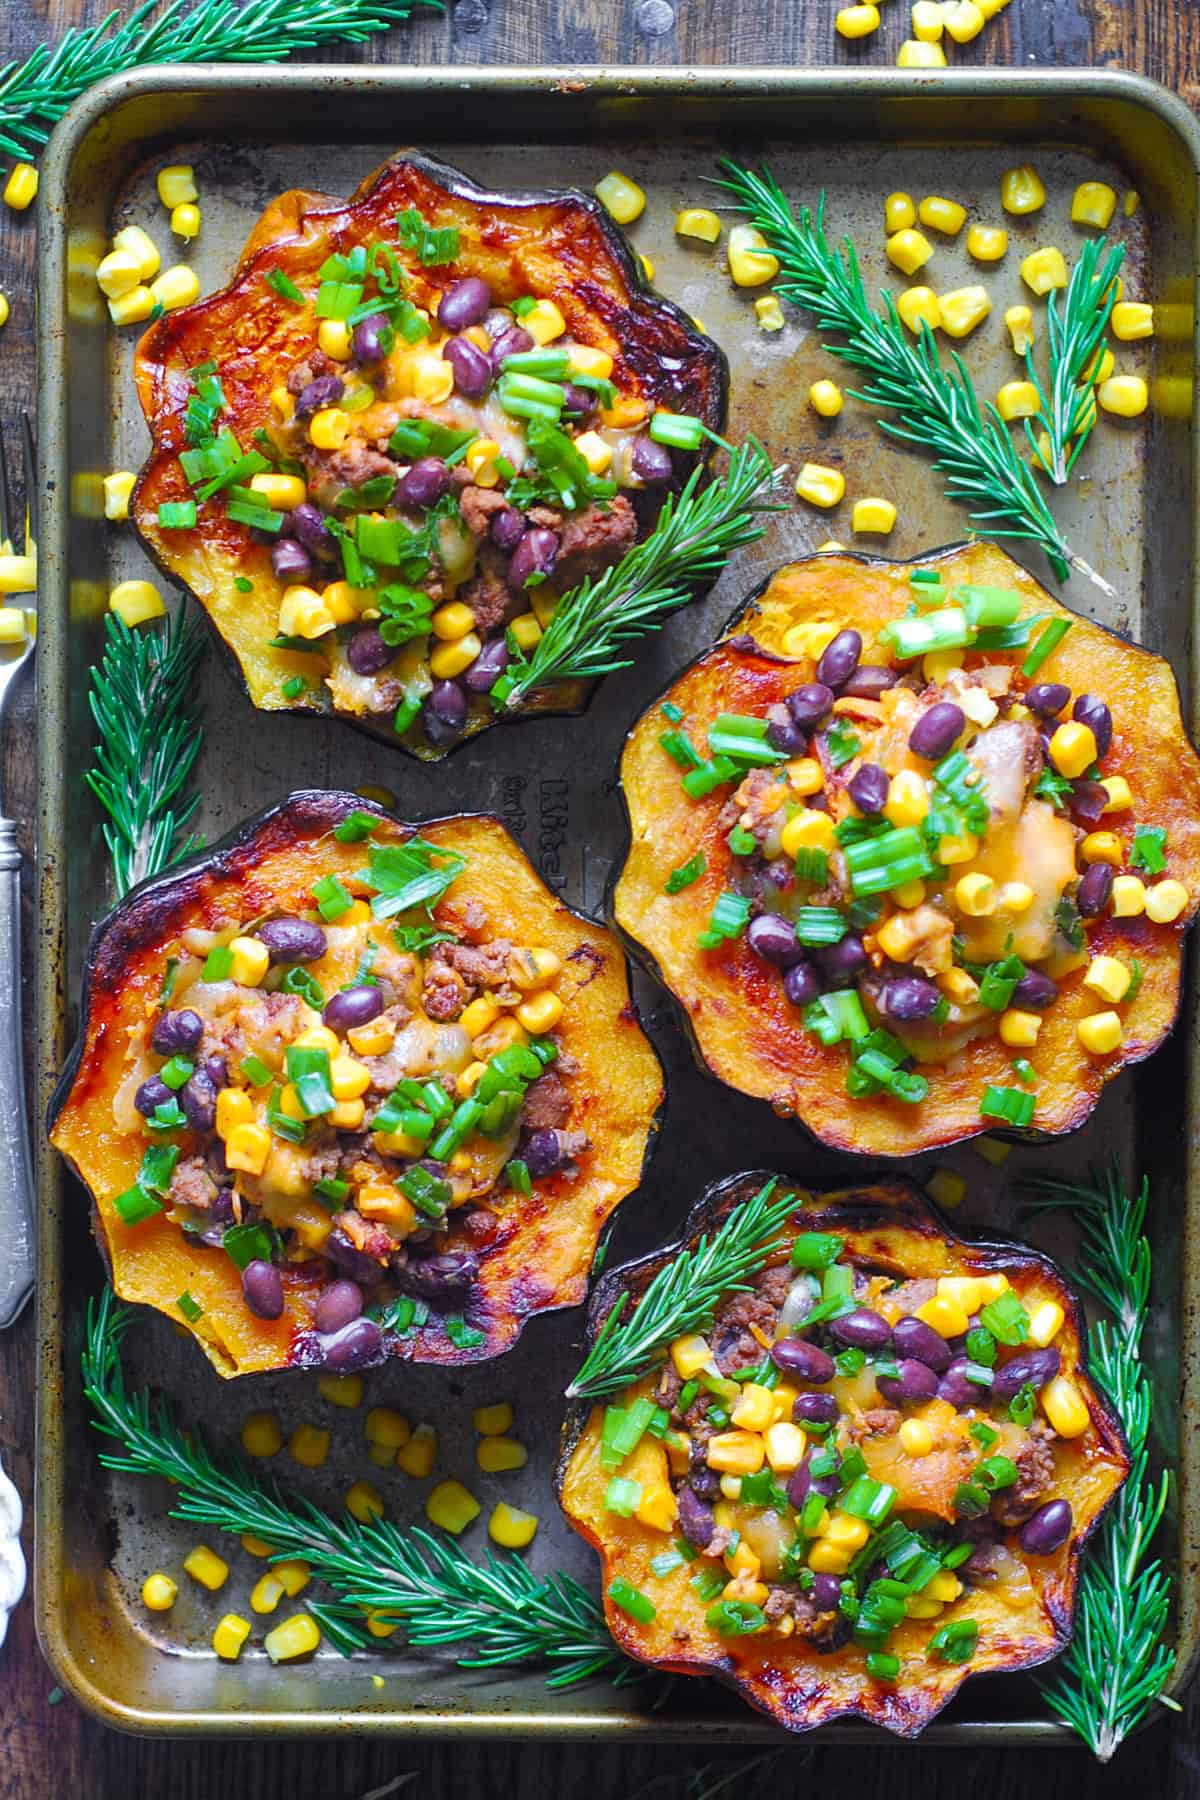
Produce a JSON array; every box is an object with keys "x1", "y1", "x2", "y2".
[{"x1": 34, "y1": 64, "x2": 1200, "y2": 1740}]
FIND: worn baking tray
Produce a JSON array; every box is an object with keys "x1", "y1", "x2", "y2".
[{"x1": 34, "y1": 65, "x2": 1200, "y2": 1741}]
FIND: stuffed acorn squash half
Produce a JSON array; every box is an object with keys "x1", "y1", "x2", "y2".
[
  {"x1": 131, "y1": 151, "x2": 726, "y2": 759},
  {"x1": 558, "y1": 1172, "x2": 1129, "y2": 1737},
  {"x1": 614, "y1": 543, "x2": 1200, "y2": 1156},
  {"x1": 48, "y1": 792, "x2": 662, "y2": 1377}
]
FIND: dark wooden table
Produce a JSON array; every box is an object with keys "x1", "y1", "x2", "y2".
[{"x1": 2, "y1": 2, "x2": 1198, "y2": 1795}]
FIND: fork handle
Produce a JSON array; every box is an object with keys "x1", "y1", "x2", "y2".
[{"x1": 0, "y1": 819, "x2": 33, "y2": 1327}]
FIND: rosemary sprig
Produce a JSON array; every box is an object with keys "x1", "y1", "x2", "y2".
[
  {"x1": 83, "y1": 1290, "x2": 627, "y2": 1687},
  {"x1": 1024, "y1": 236, "x2": 1125, "y2": 484},
  {"x1": 85, "y1": 608, "x2": 205, "y2": 897},
  {"x1": 566, "y1": 1178, "x2": 792, "y2": 1399},
  {"x1": 1023, "y1": 1165, "x2": 1176, "y2": 1760},
  {"x1": 714, "y1": 163, "x2": 1091, "y2": 585},
  {"x1": 0, "y1": 0, "x2": 439, "y2": 162},
  {"x1": 501, "y1": 439, "x2": 785, "y2": 707}
]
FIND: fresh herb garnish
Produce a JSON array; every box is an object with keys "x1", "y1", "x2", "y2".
[{"x1": 358, "y1": 837, "x2": 466, "y2": 920}]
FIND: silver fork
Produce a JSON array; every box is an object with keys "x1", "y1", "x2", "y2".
[{"x1": 0, "y1": 415, "x2": 38, "y2": 1327}]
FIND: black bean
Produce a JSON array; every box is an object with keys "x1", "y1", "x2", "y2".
[
  {"x1": 1077, "y1": 862, "x2": 1114, "y2": 918},
  {"x1": 437, "y1": 276, "x2": 492, "y2": 332},
  {"x1": 426, "y1": 679, "x2": 467, "y2": 730},
  {"x1": 675, "y1": 1485, "x2": 716, "y2": 1549},
  {"x1": 991, "y1": 1346, "x2": 1061, "y2": 1402},
  {"x1": 877, "y1": 1358, "x2": 940, "y2": 1406},
  {"x1": 1012, "y1": 969, "x2": 1058, "y2": 1010},
  {"x1": 242, "y1": 1259, "x2": 284, "y2": 1321},
  {"x1": 787, "y1": 683, "x2": 835, "y2": 730},
  {"x1": 814, "y1": 933, "x2": 867, "y2": 988},
  {"x1": 747, "y1": 912, "x2": 804, "y2": 968},
  {"x1": 523, "y1": 1129, "x2": 564, "y2": 1179},
  {"x1": 1072, "y1": 693, "x2": 1113, "y2": 759},
  {"x1": 1019, "y1": 1499, "x2": 1073, "y2": 1555},
  {"x1": 346, "y1": 625, "x2": 398, "y2": 676},
  {"x1": 295, "y1": 374, "x2": 344, "y2": 419},
  {"x1": 909, "y1": 701, "x2": 965, "y2": 760},
  {"x1": 937, "y1": 1356, "x2": 979, "y2": 1407},
  {"x1": 765, "y1": 704, "x2": 807, "y2": 757},
  {"x1": 289, "y1": 501, "x2": 338, "y2": 561},
  {"x1": 508, "y1": 528, "x2": 559, "y2": 589},
  {"x1": 561, "y1": 382, "x2": 596, "y2": 420},
  {"x1": 258, "y1": 915, "x2": 328, "y2": 964},
  {"x1": 810, "y1": 1573, "x2": 843, "y2": 1611},
  {"x1": 630, "y1": 435, "x2": 674, "y2": 484},
  {"x1": 847, "y1": 762, "x2": 889, "y2": 815},
  {"x1": 829, "y1": 1308, "x2": 891, "y2": 1350},
  {"x1": 443, "y1": 335, "x2": 493, "y2": 399},
  {"x1": 394, "y1": 456, "x2": 451, "y2": 509},
  {"x1": 135, "y1": 1075, "x2": 173, "y2": 1116},
  {"x1": 314, "y1": 1280, "x2": 365, "y2": 1335},
  {"x1": 792, "y1": 1391, "x2": 839, "y2": 1425},
  {"x1": 880, "y1": 976, "x2": 941, "y2": 1023},
  {"x1": 351, "y1": 313, "x2": 393, "y2": 365},
  {"x1": 489, "y1": 507, "x2": 525, "y2": 552},
  {"x1": 1069, "y1": 780, "x2": 1108, "y2": 828},
  {"x1": 395, "y1": 1251, "x2": 479, "y2": 1303},
  {"x1": 816, "y1": 629, "x2": 862, "y2": 691},
  {"x1": 771, "y1": 1337, "x2": 836, "y2": 1383},
  {"x1": 323, "y1": 985, "x2": 384, "y2": 1033},
  {"x1": 325, "y1": 1227, "x2": 385, "y2": 1284},
  {"x1": 841, "y1": 665, "x2": 898, "y2": 701},
  {"x1": 783, "y1": 961, "x2": 822, "y2": 1007},
  {"x1": 151, "y1": 1008, "x2": 203, "y2": 1055},
  {"x1": 464, "y1": 637, "x2": 511, "y2": 694},
  {"x1": 203, "y1": 1054, "x2": 229, "y2": 1090},
  {"x1": 892, "y1": 1316, "x2": 951, "y2": 1372},
  {"x1": 1024, "y1": 681, "x2": 1071, "y2": 717},
  {"x1": 488, "y1": 323, "x2": 535, "y2": 371},
  {"x1": 181, "y1": 1069, "x2": 217, "y2": 1134},
  {"x1": 271, "y1": 538, "x2": 313, "y2": 584},
  {"x1": 320, "y1": 1316, "x2": 384, "y2": 1371}
]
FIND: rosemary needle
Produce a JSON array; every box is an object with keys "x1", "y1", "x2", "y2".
[{"x1": 1023, "y1": 235, "x2": 1125, "y2": 486}]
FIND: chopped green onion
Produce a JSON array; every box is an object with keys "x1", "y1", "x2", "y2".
[
  {"x1": 841, "y1": 1476, "x2": 897, "y2": 1526},
  {"x1": 281, "y1": 966, "x2": 324, "y2": 1010},
  {"x1": 970, "y1": 1420, "x2": 999, "y2": 1449},
  {"x1": 979, "y1": 1084, "x2": 1036, "y2": 1127},
  {"x1": 283, "y1": 1046, "x2": 336, "y2": 1117},
  {"x1": 977, "y1": 953, "x2": 1026, "y2": 1012},
  {"x1": 659, "y1": 729, "x2": 704, "y2": 770},
  {"x1": 607, "y1": 1577, "x2": 657, "y2": 1624},
  {"x1": 976, "y1": 1454, "x2": 1020, "y2": 1492},
  {"x1": 909, "y1": 568, "x2": 943, "y2": 586},
  {"x1": 649, "y1": 411, "x2": 704, "y2": 450},
  {"x1": 681, "y1": 756, "x2": 739, "y2": 800},
  {"x1": 314, "y1": 1176, "x2": 350, "y2": 1204},
  {"x1": 954, "y1": 583, "x2": 1022, "y2": 630},
  {"x1": 866, "y1": 1650, "x2": 900, "y2": 1683},
  {"x1": 979, "y1": 1290, "x2": 1030, "y2": 1345},
  {"x1": 844, "y1": 826, "x2": 932, "y2": 897},
  {"x1": 334, "y1": 810, "x2": 380, "y2": 843},
  {"x1": 650, "y1": 1548, "x2": 686, "y2": 1578},
  {"x1": 927, "y1": 1619, "x2": 979, "y2": 1664},
  {"x1": 804, "y1": 989, "x2": 869, "y2": 1044},
  {"x1": 1131, "y1": 825, "x2": 1167, "y2": 874},
  {"x1": 176, "y1": 1290, "x2": 203, "y2": 1322},
  {"x1": 697, "y1": 891, "x2": 752, "y2": 950},
  {"x1": 1012, "y1": 1056, "x2": 1037, "y2": 1086},
  {"x1": 792, "y1": 906, "x2": 846, "y2": 947},
  {"x1": 879, "y1": 606, "x2": 972, "y2": 661},
  {"x1": 1008, "y1": 1382, "x2": 1036, "y2": 1426},
  {"x1": 281, "y1": 676, "x2": 307, "y2": 700},
  {"x1": 662, "y1": 701, "x2": 684, "y2": 723},
  {"x1": 793, "y1": 847, "x2": 830, "y2": 885},
  {"x1": 265, "y1": 268, "x2": 305, "y2": 304},
  {"x1": 158, "y1": 1055, "x2": 193, "y2": 1091},
  {"x1": 157, "y1": 500, "x2": 197, "y2": 529},
  {"x1": 1022, "y1": 617, "x2": 1072, "y2": 678},
  {"x1": 221, "y1": 1221, "x2": 277, "y2": 1271},
  {"x1": 505, "y1": 1158, "x2": 532, "y2": 1197},
  {"x1": 824, "y1": 720, "x2": 860, "y2": 768},
  {"x1": 706, "y1": 1599, "x2": 766, "y2": 1636},
  {"x1": 113, "y1": 1182, "x2": 164, "y2": 1226},
  {"x1": 396, "y1": 207, "x2": 459, "y2": 265},
  {"x1": 444, "y1": 1316, "x2": 486, "y2": 1349},
  {"x1": 790, "y1": 1232, "x2": 843, "y2": 1270},
  {"x1": 965, "y1": 1326, "x2": 996, "y2": 1366},
  {"x1": 665, "y1": 852, "x2": 707, "y2": 894},
  {"x1": 952, "y1": 1480, "x2": 990, "y2": 1519},
  {"x1": 312, "y1": 873, "x2": 354, "y2": 921}
]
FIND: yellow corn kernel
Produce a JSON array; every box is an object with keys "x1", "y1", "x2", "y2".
[
  {"x1": 346, "y1": 1017, "x2": 396, "y2": 1058},
  {"x1": 915, "y1": 1293, "x2": 971, "y2": 1338},
  {"x1": 999, "y1": 1008, "x2": 1042, "y2": 1048},
  {"x1": 366, "y1": 1407, "x2": 410, "y2": 1449},
  {"x1": 157, "y1": 164, "x2": 198, "y2": 208},
  {"x1": 1098, "y1": 374, "x2": 1149, "y2": 418},
  {"x1": 1080, "y1": 831, "x2": 1123, "y2": 868},
  {"x1": 473, "y1": 1401, "x2": 514, "y2": 1437},
  {"x1": 566, "y1": 345, "x2": 614, "y2": 382},
  {"x1": 289, "y1": 1424, "x2": 331, "y2": 1469},
  {"x1": 1021, "y1": 247, "x2": 1068, "y2": 297},
  {"x1": 943, "y1": 0, "x2": 984, "y2": 38},
  {"x1": 896, "y1": 286, "x2": 942, "y2": 336},
  {"x1": 671, "y1": 1334, "x2": 712, "y2": 1379},
  {"x1": 264, "y1": 1614, "x2": 320, "y2": 1663},
  {"x1": 999, "y1": 881, "x2": 1035, "y2": 914},
  {"x1": 1146, "y1": 879, "x2": 1190, "y2": 923},
  {"x1": 109, "y1": 579, "x2": 165, "y2": 628},
  {"x1": 786, "y1": 757, "x2": 826, "y2": 796},
  {"x1": 397, "y1": 1422, "x2": 438, "y2": 1477},
  {"x1": 595, "y1": 171, "x2": 645, "y2": 224},
  {"x1": 730, "y1": 1383, "x2": 777, "y2": 1433},
  {"x1": 996, "y1": 380, "x2": 1040, "y2": 422},
  {"x1": 707, "y1": 1430, "x2": 765, "y2": 1476},
  {"x1": 248, "y1": 472, "x2": 306, "y2": 510},
  {"x1": 150, "y1": 265, "x2": 200, "y2": 311},
  {"x1": 241, "y1": 1534, "x2": 273, "y2": 1557},
  {"x1": 836, "y1": 3, "x2": 881, "y2": 37},
  {"x1": 724, "y1": 1541, "x2": 761, "y2": 1583},
  {"x1": 3, "y1": 161, "x2": 37, "y2": 211},
  {"x1": 1001, "y1": 165, "x2": 1046, "y2": 216},
  {"x1": 295, "y1": 1023, "x2": 339, "y2": 1054},
  {"x1": 103, "y1": 470, "x2": 137, "y2": 520},
  {"x1": 273, "y1": 1561, "x2": 311, "y2": 1599},
  {"x1": 1110, "y1": 874, "x2": 1145, "y2": 919},
  {"x1": 457, "y1": 995, "x2": 499, "y2": 1042},
  {"x1": 1071, "y1": 181, "x2": 1117, "y2": 230},
  {"x1": 228, "y1": 935, "x2": 271, "y2": 988},
  {"x1": 524, "y1": 298, "x2": 567, "y2": 344},
  {"x1": 1077, "y1": 1010, "x2": 1123, "y2": 1055},
  {"x1": 309, "y1": 407, "x2": 350, "y2": 450},
  {"x1": 780, "y1": 811, "x2": 836, "y2": 859},
  {"x1": 426, "y1": 1479, "x2": 481, "y2": 1535},
  {"x1": 488, "y1": 1502, "x2": 539, "y2": 1549},
  {"x1": 507, "y1": 946, "x2": 563, "y2": 992},
  {"x1": 317, "y1": 1372, "x2": 363, "y2": 1410},
  {"x1": 211, "y1": 1613, "x2": 251, "y2": 1661},
  {"x1": 675, "y1": 207, "x2": 722, "y2": 244},
  {"x1": 242, "y1": 1409, "x2": 283, "y2": 1460},
  {"x1": 1046, "y1": 720, "x2": 1096, "y2": 780},
  {"x1": 926, "y1": 1170, "x2": 968, "y2": 1213},
  {"x1": 899, "y1": 1418, "x2": 934, "y2": 1457},
  {"x1": 939, "y1": 966, "x2": 980, "y2": 1004},
  {"x1": 937, "y1": 832, "x2": 978, "y2": 865},
  {"x1": 825, "y1": 1513, "x2": 872, "y2": 1554},
  {"x1": 97, "y1": 249, "x2": 143, "y2": 300},
  {"x1": 638, "y1": 253, "x2": 655, "y2": 282},
  {"x1": 763, "y1": 1422, "x2": 807, "y2": 1473},
  {"x1": 1020, "y1": 1299, "x2": 1066, "y2": 1352},
  {"x1": 975, "y1": 1136, "x2": 1012, "y2": 1166},
  {"x1": 329, "y1": 1055, "x2": 371, "y2": 1102},
  {"x1": 886, "y1": 229, "x2": 934, "y2": 278},
  {"x1": 313, "y1": 319, "x2": 353, "y2": 364},
  {"x1": 142, "y1": 1571, "x2": 177, "y2": 1611},
  {"x1": 896, "y1": 38, "x2": 947, "y2": 66},
  {"x1": 1110, "y1": 300, "x2": 1154, "y2": 341},
  {"x1": 1099, "y1": 775, "x2": 1132, "y2": 814},
  {"x1": 320, "y1": 580, "x2": 367, "y2": 625},
  {"x1": 636, "y1": 1481, "x2": 679, "y2": 1534},
  {"x1": 171, "y1": 203, "x2": 201, "y2": 242},
  {"x1": 1004, "y1": 304, "x2": 1035, "y2": 356},
  {"x1": 809, "y1": 379, "x2": 844, "y2": 418},
  {"x1": 905, "y1": 1593, "x2": 944, "y2": 1620},
  {"x1": 454, "y1": 1060, "x2": 486, "y2": 1099},
  {"x1": 911, "y1": 1, "x2": 944, "y2": 39},
  {"x1": 808, "y1": 1539, "x2": 851, "y2": 1575},
  {"x1": 183, "y1": 1545, "x2": 229, "y2": 1591},
  {"x1": 852, "y1": 497, "x2": 897, "y2": 535},
  {"x1": 754, "y1": 295, "x2": 785, "y2": 332},
  {"x1": 516, "y1": 989, "x2": 564, "y2": 1034},
  {"x1": 884, "y1": 769, "x2": 930, "y2": 828},
  {"x1": 365, "y1": 1610, "x2": 401, "y2": 1639},
  {"x1": 940, "y1": 286, "x2": 992, "y2": 339},
  {"x1": 885, "y1": 194, "x2": 918, "y2": 236},
  {"x1": 1041, "y1": 1374, "x2": 1090, "y2": 1438},
  {"x1": 111, "y1": 226, "x2": 160, "y2": 284},
  {"x1": 919, "y1": 196, "x2": 967, "y2": 237},
  {"x1": 727, "y1": 224, "x2": 780, "y2": 288},
  {"x1": 472, "y1": 1015, "x2": 527, "y2": 1058},
  {"x1": 223, "y1": 1121, "x2": 269, "y2": 1176},
  {"x1": 795, "y1": 462, "x2": 845, "y2": 508},
  {"x1": 497, "y1": 613, "x2": 539, "y2": 658},
  {"x1": 269, "y1": 386, "x2": 296, "y2": 424},
  {"x1": 430, "y1": 632, "x2": 482, "y2": 680},
  {"x1": 568, "y1": 429, "x2": 610, "y2": 477},
  {"x1": 955, "y1": 872, "x2": 996, "y2": 916},
  {"x1": 411, "y1": 355, "x2": 455, "y2": 404},
  {"x1": 891, "y1": 879, "x2": 927, "y2": 910},
  {"x1": 967, "y1": 224, "x2": 1008, "y2": 263},
  {"x1": 476, "y1": 1435, "x2": 529, "y2": 1473},
  {"x1": 356, "y1": 1181, "x2": 417, "y2": 1230},
  {"x1": 345, "y1": 1479, "x2": 385, "y2": 1524}
]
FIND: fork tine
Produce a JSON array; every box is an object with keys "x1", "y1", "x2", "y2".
[
  {"x1": 20, "y1": 412, "x2": 36, "y2": 558},
  {"x1": 0, "y1": 425, "x2": 11, "y2": 557}
]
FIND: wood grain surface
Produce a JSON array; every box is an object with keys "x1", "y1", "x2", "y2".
[{"x1": 2, "y1": 1, "x2": 1198, "y2": 1795}]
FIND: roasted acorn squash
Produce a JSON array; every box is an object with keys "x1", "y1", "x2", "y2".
[
  {"x1": 48, "y1": 791, "x2": 663, "y2": 1377},
  {"x1": 559, "y1": 1171, "x2": 1129, "y2": 1737},
  {"x1": 131, "y1": 150, "x2": 727, "y2": 759},
  {"x1": 614, "y1": 542, "x2": 1200, "y2": 1155}
]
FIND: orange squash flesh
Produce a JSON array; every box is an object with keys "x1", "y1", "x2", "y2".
[
  {"x1": 48, "y1": 792, "x2": 663, "y2": 1377},
  {"x1": 558, "y1": 1173, "x2": 1130, "y2": 1738},
  {"x1": 614, "y1": 543, "x2": 1200, "y2": 1155},
  {"x1": 130, "y1": 151, "x2": 727, "y2": 758}
]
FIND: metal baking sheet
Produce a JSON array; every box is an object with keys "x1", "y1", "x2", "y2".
[{"x1": 34, "y1": 65, "x2": 1200, "y2": 1739}]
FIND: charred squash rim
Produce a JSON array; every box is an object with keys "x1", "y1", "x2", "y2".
[
  {"x1": 47, "y1": 790, "x2": 664, "y2": 1377},
  {"x1": 130, "y1": 149, "x2": 729, "y2": 760},
  {"x1": 557, "y1": 1170, "x2": 1131, "y2": 1738},
  {"x1": 611, "y1": 541, "x2": 1200, "y2": 1157}
]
